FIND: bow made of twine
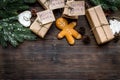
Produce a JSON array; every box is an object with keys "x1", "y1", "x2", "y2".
[
  {"x1": 37, "y1": 20, "x2": 48, "y2": 32},
  {"x1": 65, "y1": 4, "x2": 74, "y2": 14}
]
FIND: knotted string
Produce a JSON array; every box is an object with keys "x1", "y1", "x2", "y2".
[
  {"x1": 37, "y1": 20, "x2": 48, "y2": 32},
  {"x1": 65, "y1": 4, "x2": 74, "y2": 14},
  {"x1": 90, "y1": 24, "x2": 109, "y2": 32}
]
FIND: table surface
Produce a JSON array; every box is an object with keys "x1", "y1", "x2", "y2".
[{"x1": 0, "y1": 3, "x2": 120, "y2": 80}]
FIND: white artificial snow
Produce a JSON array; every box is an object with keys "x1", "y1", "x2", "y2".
[{"x1": 109, "y1": 19, "x2": 120, "y2": 35}]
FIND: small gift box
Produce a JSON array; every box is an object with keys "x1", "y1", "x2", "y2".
[
  {"x1": 30, "y1": 17, "x2": 52, "y2": 38},
  {"x1": 30, "y1": 10, "x2": 55, "y2": 38},
  {"x1": 86, "y1": 5, "x2": 114, "y2": 44},
  {"x1": 37, "y1": 0, "x2": 65, "y2": 10},
  {"x1": 62, "y1": 0, "x2": 85, "y2": 19}
]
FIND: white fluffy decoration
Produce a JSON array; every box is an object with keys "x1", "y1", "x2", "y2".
[{"x1": 109, "y1": 19, "x2": 120, "y2": 35}]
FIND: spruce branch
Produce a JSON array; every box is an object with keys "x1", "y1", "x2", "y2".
[
  {"x1": 0, "y1": 0, "x2": 36, "y2": 18},
  {"x1": 90, "y1": 0, "x2": 120, "y2": 11},
  {"x1": 0, "y1": 16, "x2": 36, "y2": 47}
]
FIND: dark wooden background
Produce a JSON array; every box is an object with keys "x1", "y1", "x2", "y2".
[{"x1": 0, "y1": 2, "x2": 120, "y2": 80}]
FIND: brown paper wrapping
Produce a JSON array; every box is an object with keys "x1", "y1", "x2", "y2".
[
  {"x1": 62, "y1": 0, "x2": 78, "y2": 19},
  {"x1": 34, "y1": 1, "x2": 54, "y2": 38},
  {"x1": 86, "y1": 5, "x2": 114, "y2": 44},
  {"x1": 62, "y1": 0, "x2": 85, "y2": 19},
  {"x1": 37, "y1": 0, "x2": 49, "y2": 9},
  {"x1": 30, "y1": 17, "x2": 52, "y2": 38}
]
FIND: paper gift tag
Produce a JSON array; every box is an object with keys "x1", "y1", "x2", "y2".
[
  {"x1": 37, "y1": 10, "x2": 55, "y2": 25},
  {"x1": 63, "y1": 1, "x2": 85, "y2": 16},
  {"x1": 49, "y1": 0, "x2": 65, "y2": 10},
  {"x1": 38, "y1": 0, "x2": 65, "y2": 10}
]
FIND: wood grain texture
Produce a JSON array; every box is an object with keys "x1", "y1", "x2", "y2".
[{"x1": 0, "y1": 2, "x2": 120, "y2": 80}]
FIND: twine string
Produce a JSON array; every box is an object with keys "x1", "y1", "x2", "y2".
[
  {"x1": 65, "y1": 4, "x2": 74, "y2": 14},
  {"x1": 90, "y1": 24, "x2": 109, "y2": 32},
  {"x1": 37, "y1": 20, "x2": 48, "y2": 32}
]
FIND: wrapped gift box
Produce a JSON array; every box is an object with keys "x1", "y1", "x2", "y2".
[
  {"x1": 30, "y1": 10, "x2": 55, "y2": 38},
  {"x1": 62, "y1": 0, "x2": 85, "y2": 19},
  {"x1": 30, "y1": 17, "x2": 52, "y2": 38},
  {"x1": 37, "y1": 0, "x2": 65, "y2": 10},
  {"x1": 86, "y1": 5, "x2": 114, "y2": 44}
]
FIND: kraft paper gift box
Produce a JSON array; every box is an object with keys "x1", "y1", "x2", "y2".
[
  {"x1": 62, "y1": 0, "x2": 85, "y2": 19},
  {"x1": 30, "y1": 10, "x2": 55, "y2": 38},
  {"x1": 37, "y1": 0, "x2": 65, "y2": 10},
  {"x1": 86, "y1": 5, "x2": 114, "y2": 44}
]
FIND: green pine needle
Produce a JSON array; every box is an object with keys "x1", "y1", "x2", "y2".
[
  {"x1": 90, "y1": 0, "x2": 120, "y2": 11},
  {"x1": 0, "y1": 16, "x2": 36, "y2": 47},
  {"x1": 0, "y1": 0, "x2": 36, "y2": 19}
]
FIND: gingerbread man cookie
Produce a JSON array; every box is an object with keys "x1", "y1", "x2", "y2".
[{"x1": 56, "y1": 17, "x2": 82, "y2": 45}]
